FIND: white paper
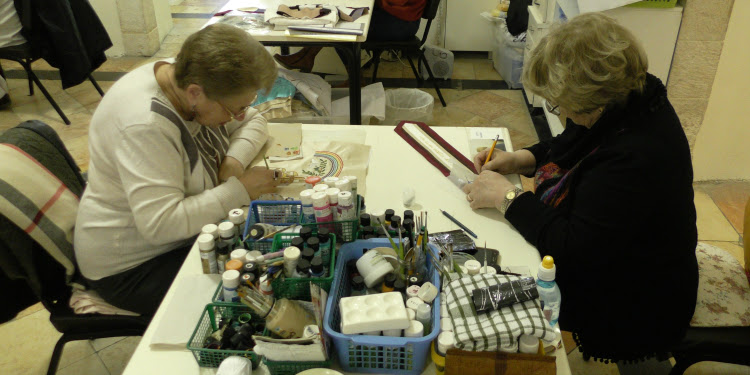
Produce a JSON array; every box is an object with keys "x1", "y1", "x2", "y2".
[
  {"x1": 575, "y1": 0, "x2": 641, "y2": 14},
  {"x1": 278, "y1": 68, "x2": 332, "y2": 116},
  {"x1": 331, "y1": 82, "x2": 386, "y2": 121}
]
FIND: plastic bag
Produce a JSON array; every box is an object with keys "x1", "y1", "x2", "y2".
[{"x1": 382, "y1": 89, "x2": 434, "y2": 125}]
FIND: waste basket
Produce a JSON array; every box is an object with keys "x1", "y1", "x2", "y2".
[{"x1": 382, "y1": 88, "x2": 434, "y2": 125}]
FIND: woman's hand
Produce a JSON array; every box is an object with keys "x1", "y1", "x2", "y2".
[
  {"x1": 238, "y1": 166, "x2": 280, "y2": 199},
  {"x1": 218, "y1": 156, "x2": 245, "y2": 182},
  {"x1": 462, "y1": 171, "x2": 517, "y2": 211},
  {"x1": 473, "y1": 149, "x2": 537, "y2": 176}
]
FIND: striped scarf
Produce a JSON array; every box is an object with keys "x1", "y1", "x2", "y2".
[{"x1": 535, "y1": 147, "x2": 599, "y2": 208}]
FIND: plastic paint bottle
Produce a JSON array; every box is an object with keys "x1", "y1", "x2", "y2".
[
  {"x1": 311, "y1": 192, "x2": 334, "y2": 231},
  {"x1": 304, "y1": 176, "x2": 322, "y2": 189},
  {"x1": 342, "y1": 175, "x2": 358, "y2": 197},
  {"x1": 247, "y1": 223, "x2": 277, "y2": 240},
  {"x1": 225, "y1": 259, "x2": 243, "y2": 273},
  {"x1": 222, "y1": 270, "x2": 241, "y2": 303},
  {"x1": 296, "y1": 259, "x2": 311, "y2": 278},
  {"x1": 465, "y1": 260, "x2": 482, "y2": 275},
  {"x1": 243, "y1": 262, "x2": 259, "y2": 278},
  {"x1": 404, "y1": 320, "x2": 424, "y2": 338},
  {"x1": 259, "y1": 274, "x2": 273, "y2": 296},
  {"x1": 230, "y1": 249, "x2": 249, "y2": 265},
  {"x1": 382, "y1": 273, "x2": 396, "y2": 293},
  {"x1": 351, "y1": 275, "x2": 366, "y2": 296},
  {"x1": 432, "y1": 332, "x2": 455, "y2": 375},
  {"x1": 306, "y1": 236, "x2": 320, "y2": 258},
  {"x1": 312, "y1": 184, "x2": 329, "y2": 194},
  {"x1": 360, "y1": 213, "x2": 371, "y2": 227},
  {"x1": 301, "y1": 247, "x2": 315, "y2": 262},
  {"x1": 325, "y1": 188, "x2": 341, "y2": 221},
  {"x1": 241, "y1": 272, "x2": 256, "y2": 287},
  {"x1": 519, "y1": 334, "x2": 540, "y2": 354},
  {"x1": 299, "y1": 189, "x2": 316, "y2": 223},
  {"x1": 299, "y1": 227, "x2": 314, "y2": 242},
  {"x1": 334, "y1": 178, "x2": 351, "y2": 193},
  {"x1": 310, "y1": 256, "x2": 325, "y2": 277},
  {"x1": 216, "y1": 241, "x2": 230, "y2": 273},
  {"x1": 390, "y1": 215, "x2": 402, "y2": 231},
  {"x1": 403, "y1": 210, "x2": 414, "y2": 221},
  {"x1": 228, "y1": 208, "x2": 245, "y2": 231},
  {"x1": 291, "y1": 236, "x2": 306, "y2": 252},
  {"x1": 416, "y1": 303, "x2": 432, "y2": 335},
  {"x1": 384, "y1": 209, "x2": 395, "y2": 227},
  {"x1": 317, "y1": 227, "x2": 332, "y2": 264},
  {"x1": 370, "y1": 209, "x2": 386, "y2": 226},
  {"x1": 218, "y1": 222, "x2": 237, "y2": 250},
  {"x1": 201, "y1": 223, "x2": 219, "y2": 241},
  {"x1": 197, "y1": 233, "x2": 218, "y2": 274},
  {"x1": 323, "y1": 176, "x2": 339, "y2": 186},
  {"x1": 283, "y1": 246, "x2": 301, "y2": 278}
]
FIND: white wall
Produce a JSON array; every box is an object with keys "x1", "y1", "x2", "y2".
[
  {"x1": 692, "y1": 0, "x2": 750, "y2": 180},
  {"x1": 89, "y1": 0, "x2": 125, "y2": 57},
  {"x1": 154, "y1": 0, "x2": 173, "y2": 43}
]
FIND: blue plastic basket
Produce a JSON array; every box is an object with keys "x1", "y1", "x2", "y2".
[
  {"x1": 323, "y1": 239, "x2": 441, "y2": 374},
  {"x1": 242, "y1": 200, "x2": 302, "y2": 252}
]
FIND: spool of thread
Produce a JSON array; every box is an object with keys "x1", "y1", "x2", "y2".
[
  {"x1": 283, "y1": 246, "x2": 301, "y2": 278},
  {"x1": 519, "y1": 334, "x2": 540, "y2": 354},
  {"x1": 228, "y1": 208, "x2": 245, "y2": 227},
  {"x1": 325, "y1": 188, "x2": 341, "y2": 221},
  {"x1": 404, "y1": 321, "x2": 424, "y2": 338},
  {"x1": 300, "y1": 189, "x2": 316, "y2": 223},
  {"x1": 334, "y1": 179, "x2": 351, "y2": 193},
  {"x1": 201, "y1": 224, "x2": 219, "y2": 240},
  {"x1": 230, "y1": 249, "x2": 249, "y2": 265},
  {"x1": 406, "y1": 285, "x2": 421, "y2": 299},
  {"x1": 370, "y1": 210, "x2": 386, "y2": 225},
  {"x1": 417, "y1": 282, "x2": 438, "y2": 303},
  {"x1": 465, "y1": 260, "x2": 481, "y2": 275},
  {"x1": 304, "y1": 176, "x2": 322, "y2": 188},
  {"x1": 225, "y1": 259, "x2": 243, "y2": 272},
  {"x1": 311, "y1": 192, "x2": 334, "y2": 230},
  {"x1": 437, "y1": 332, "x2": 456, "y2": 355},
  {"x1": 222, "y1": 270, "x2": 240, "y2": 303},
  {"x1": 198, "y1": 233, "x2": 218, "y2": 274},
  {"x1": 323, "y1": 176, "x2": 339, "y2": 186},
  {"x1": 355, "y1": 249, "x2": 395, "y2": 288},
  {"x1": 312, "y1": 184, "x2": 329, "y2": 193},
  {"x1": 342, "y1": 175, "x2": 358, "y2": 196}
]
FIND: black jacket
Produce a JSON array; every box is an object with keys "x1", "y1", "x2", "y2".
[
  {"x1": 507, "y1": 74, "x2": 698, "y2": 360},
  {"x1": 14, "y1": 0, "x2": 112, "y2": 89}
]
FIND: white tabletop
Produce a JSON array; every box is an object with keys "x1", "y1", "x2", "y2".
[
  {"x1": 123, "y1": 124, "x2": 571, "y2": 375},
  {"x1": 209, "y1": 0, "x2": 374, "y2": 43}
]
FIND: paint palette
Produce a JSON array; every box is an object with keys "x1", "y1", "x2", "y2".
[{"x1": 339, "y1": 292, "x2": 411, "y2": 335}]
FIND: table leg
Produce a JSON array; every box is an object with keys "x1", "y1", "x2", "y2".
[{"x1": 349, "y1": 43, "x2": 362, "y2": 125}]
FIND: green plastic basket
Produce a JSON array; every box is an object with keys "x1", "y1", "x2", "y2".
[
  {"x1": 626, "y1": 0, "x2": 678, "y2": 8},
  {"x1": 263, "y1": 357, "x2": 331, "y2": 375},
  {"x1": 269, "y1": 232, "x2": 337, "y2": 300},
  {"x1": 187, "y1": 303, "x2": 262, "y2": 368},
  {"x1": 300, "y1": 196, "x2": 361, "y2": 243}
]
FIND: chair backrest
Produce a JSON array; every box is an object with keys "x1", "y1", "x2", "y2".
[{"x1": 419, "y1": 0, "x2": 442, "y2": 45}]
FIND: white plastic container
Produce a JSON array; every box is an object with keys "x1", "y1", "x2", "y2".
[
  {"x1": 355, "y1": 249, "x2": 395, "y2": 288},
  {"x1": 519, "y1": 334, "x2": 540, "y2": 354},
  {"x1": 404, "y1": 320, "x2": 424, "y2": 338}
]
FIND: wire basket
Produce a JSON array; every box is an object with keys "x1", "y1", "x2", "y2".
[
  {"x1": 243, "y1": 200, "x2": 302, "y2": 252},
  {"x1": 323, "y1": 239, "x2": 441, "y2": 374},
  {"x1": 270, "y1": 232, "x2": 337, "y2": 300},
  {"x1": 187, "y1": 303, "x2": 263, "y2": 368},
  {"x1": 300, "y1": 195, "x2": 361, "y2": 243},
  {"x1": 626, "y1": 0, "x2": 678, "y2": 8},
  {"x1": 262, "y1": 357, "x2": 332, "y2": 375}
]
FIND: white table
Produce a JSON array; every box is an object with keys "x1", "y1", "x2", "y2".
[
  {"x1": 208, "y1": 0, "x2": 375, "y2": 125},
  {"x1": 123, "y1": 125, "x2": 572, "y2": 375}
]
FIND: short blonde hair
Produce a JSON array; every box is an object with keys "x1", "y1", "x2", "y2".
[
  {"x1": 522, "y1": 13, "x2": 648, "y2": 113},
  {"x1": 174, "y1": 24, "x2": 277, "y2": 100}
]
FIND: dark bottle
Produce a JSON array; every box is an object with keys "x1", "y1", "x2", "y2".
[
  {"x1": 390, "y1": 215, "x2": 402, "y2": 231},
  {"x1": 296, "y1": 259, "x2": 311, "y2": 278},
  {"x1": 310, "y1": 256, "x2": 325, "y2": 277},
  {"x1": 351, "y1": 275, "x2": 366, "y2": 296},
  {"x1": 384, "y1": 209, "x2": 395, "y2": 225},
  {"x1": 394, "y1": 278, "x2": 407, "y2": 295},
  {"x1": 360, "y1": 213, "x2": 371, "y2": 226},
  {"x1": 301, "y1": 247, "x2": 315, "y2": 262},
  {"x1": 382, "y1": 273, "x2": 396, "y2": 293},
  {"x1": 403, "y1": 210, "x2": 414, "y2": 221},
  {"x1": 299, "y1": 226, "x2": 314, "y2": 241},
  {"x1": 291, "y1": 236, "x2": 305, "y2": 250}
]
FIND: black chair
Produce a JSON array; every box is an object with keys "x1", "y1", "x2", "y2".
[
  {"x1": 364, "y1": 0, "x2": 447, "y2": 107},
  {"x1": 0, "y1": 44, "x2": 104, "y2": 125},
  {"x1": 0, "y1": 121, "x2": 149, "y2": 375}
]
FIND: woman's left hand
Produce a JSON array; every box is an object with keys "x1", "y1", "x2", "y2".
[
  {"x1": 218, "y1": 156, "x2": 245, "y2": 182},
  {"x1": 462, "y1": 171, "x2": 517, "y2": 210}
]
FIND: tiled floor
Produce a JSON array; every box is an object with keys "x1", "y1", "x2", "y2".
[{"x1": 1, "y1": 1, "x2": 748, "y2": 374}]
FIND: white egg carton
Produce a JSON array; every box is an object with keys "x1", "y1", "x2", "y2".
[{"x1": 339, "y1": 292, "x2": 411, "y2": 335}]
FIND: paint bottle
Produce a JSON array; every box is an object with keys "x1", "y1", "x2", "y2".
[
  {"x1": 519, "y1": 334, "x2": 540, "y2": 354},
  {"x1": 310, "y1": 256, "x2": 325, "y2": 277},
  {"x1": 225, "y1": 259, "x2": 244, "y2": 273},
  {"x1": 241, "y1": 272, "x2": 256, "y2": 287},
  {"x1": 351, "y1": 275, "x2": 366, "y2": 296},
  {"x1": 394, "y1": 278, "x2": 407, "y2": 297},
  {"x1": 382, "y1": 273, "x2": 396, "y2": 293},
  {"x1": 404, "y1": 321, "x2": 424, "y2": 338},
  {"x1": 337, "y1": 191, "x2": 356, "y2": 221},
  {"x1": 311, "y1": 192, "x2": 334, "y2": 231},
  {"x1": 243, "y1": 262, "x2": 259, "y2": 278},
  {"x1": 299, "y1": 189, "x2": 316, "y2": 223},
  {"x1": 259, "y1": 274, "x2": 273, "y2": 296},
  {"x1": 231, "y1": 249, "x2": 249, "y2": 265},
  {"x1": 228, "y1": 208, "x2": 245, "y2": 233},
  {"x1": 218, "y1": 222, "x2": 238, "y2": 250},
  {"x1": 334, "y1": 178, "x2": 351, "y2": 193},
  {"x1": 360, "y1": 213, "x2": 371, "y2": 227},
  {"x1": 416, "y1": 303, "x2": 432, "y2": 335},
  {"x1": 362, "y1": 226, "x2": 375, "y2": 237},
  {"x1": 291, "y1": 237, "x2": 305, "y2": 252},
  {"x1": 299, "y1": 226, "x2": 314, "y2": 242},
  {"x1": 304, "y1": 176, "x2": 322, "y2": 189},
  {"x1": 216, "y1": 241, "x2": 230, "y2": 273},
  {"x1": 222, "y1": 270, "x2": 241, "y2": 303},
  {"x1": 323, "y1": 176, "x2": 339, "y2": 186},
  {"x1": 312, "y1": 183, "x2": 329, "y2": 194},
  {"x1": 283, "y1": 246, "x2": 301, "y2": 278},
  {"x1": 432, "y1": 332, "x2": 455, "y2": 375},
  {"x1": 465, "y1": 260, "x2": 482, "y2": 275},
  {"x1": 404, "y1": 210, "x2": 414, "y2": 222},
  {"x1": 296, "y1": 258, "x2": 311, "y2": 278},
  {"x1": 370, "y1": 210, "x2": 386, "y2": 226},
  {"x1": 317, "y1": 227, "x2": 331, "y2": 264},
  {"x1": 384, "y1": 209, "x2": 395, "y2": 227},
  {"x1": 383, "y1": 329, "x2": 402, "y2": 337},
  {"x1": 356, "y1": 249, "x2": 395, "y2": 288},
  {"x1": 247, "y1": 223, "x2": 277, "y2": 240},
  {"x1": 197, "y1": 233, "x2": 218, "y2": 274},
  {"x1": 325, "y1": 188, "x2": 341, "y2": 221},
  {"x1": 403, "y1": 219, "x2": 415, "y2": 244},
  {"x1": 201, "y1": 224, "x2": 219, "y2": 241},
  {"x1": 306, "y1": 236, "x2": 320, "y2": 259},
  {"x1": 301, "y1": 247, "x2": 315, "y2": 262},
  {"x1": 376, "y1": 226, "x2": 388, "y2": 238},
  {"x1": 390, "y1": 215, "x2": 402, "y2": 231},
  {"x1": 342, "y1": 175, "x2": 358, "y2": 197}
]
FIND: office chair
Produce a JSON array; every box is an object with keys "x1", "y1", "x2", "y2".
[
  {"x1": 0, "y1": 120, "x2": 149, "y2": 375},
  {"x1": 0, "y1": 44, "x2": 104, "y2": 125},
  {"x1": 364, "y1": 0, "x2": 447, "y2": 107}
]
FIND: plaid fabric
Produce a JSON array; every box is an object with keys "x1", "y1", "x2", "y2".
[{"x1": 446, "y1": 274, "x2": 557, "y2": 351}]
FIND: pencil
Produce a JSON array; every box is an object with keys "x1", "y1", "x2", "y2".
[
  {"x1": 263, "y1": 156, "x2": 270, "y2": 169},
  {"x1": 484, "y1": 134, "x2": 500, "y2": 165},
  {"x1": 439, "y1": 209, "x2": 478, "y2": 239}
]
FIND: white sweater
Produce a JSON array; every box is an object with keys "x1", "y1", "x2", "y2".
[{"x1": 75, "y1": 61, "x2": 268, "y2": 280}]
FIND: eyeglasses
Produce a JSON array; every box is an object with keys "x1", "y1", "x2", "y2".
[
  {"x1": 218, "y1": 95, "x2": 257, "y2": 122},
  {"x1": 544, "y1": 100, "x2": 561, "y2": 116}
]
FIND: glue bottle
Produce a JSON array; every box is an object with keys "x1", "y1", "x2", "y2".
[
  {"x1": 311, "y1": 191, "x2": 334, "y2": 231},
  {"x1": 536, "y1": 256, "x2": 561, "y2": 328}
]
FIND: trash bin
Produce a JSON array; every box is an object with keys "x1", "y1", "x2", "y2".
[{"x1": 383, "y1": 89, "x2": 434, "y2": 125}]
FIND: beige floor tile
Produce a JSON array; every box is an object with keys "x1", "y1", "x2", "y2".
[
  {"x1": 154, "y1": 43, "x2": 184, "y2": 58},
  {"x1": 91, "y1": 337, "x2": 128, "y2": 352},
  {"x1": 506, "y1": 127, "x2": 539, "y2": 150},
  {"x1": 429, "y1": 106, "x2": 479, "y2": 127},
  {"x1": 695, "y1": 191, "x2": 740, "y2": 242},
  {"x1": 567, "y1": 347, "x2": 620, "y2": 375},
  {"x1": 0, "y1": 309, "x2": 61, "y2": 375},
  {"x1": 419, "y1": 88, "x2": 480, "y2": 105},
  {"x1": 474, "y1": 59, "x2": 502, "y2": 80},
  {"x1": 373, "y1": 61, "x2": 408, "y2": 79},
  {"x1": 64, "y1": 134, "x2": 91, "y2": 170},
  {"x1": 58, "y1": 340, "x2": 97, "y2": 369},
  {"x1": 452, "y1": 91, "x2": 519, "y2": 120},
  {"x1": 702, "y1": 241, "x2": 746, "y2": 268},
  {"x1": 65, "y1": 82, "x2": 110, "y2": 109},
  {"x1": 56, "y1": 354, "x2": 110, "y2": 375},
  {"x1": 701, "y1": 181, "x2": 750, "y2": 235},
  {"x1": 683, "y1": 361, "x2": 750, "y2": 375},
  {"x1": 451, "y1": 60, "x2": 475, "y2": 80},
  {"x1": 0, "y1": 109, "x2": 24, "y2": 132},
  {"x1": 98, "y1": 336, "x2": 142, "y2": 375},
  {"x1": 12, "y1": 302, "x2": 45, "y2": 321},
  {"x1": 11, "y1": 90, "x2": 87, "y2": 125},
  {"x1": 162, "y1": 33, "x2": 191, "y2": 45},
  {"x1": 96, "y1": 57, "x2": 143, "y2": 73}
]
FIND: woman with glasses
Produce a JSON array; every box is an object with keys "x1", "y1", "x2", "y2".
[
  {"x1": 463, "y1": 13, "x2": 697, "y2": 363},
  {"x1": 74, "y1": 24, "x2": 280, "y2": 315}
]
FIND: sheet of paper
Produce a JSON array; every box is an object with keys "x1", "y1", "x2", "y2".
[
  {"x1": 331, "y1": 82, "x2": 386, "y2": 121},
  {"x1": 267, "y1": 123, "x2": 303, "y2": 161},
  {"x1": 467, "y1": 127, "x2": 508, "y2": 155}
]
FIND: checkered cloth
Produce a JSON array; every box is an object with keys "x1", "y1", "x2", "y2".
[{"x1": 445, "y1": 274, "x2": 557, "y2": 351}]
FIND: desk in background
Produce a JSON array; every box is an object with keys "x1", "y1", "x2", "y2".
[{"x1": 122, "y1": 124, "x2": 572, "y2": 375}]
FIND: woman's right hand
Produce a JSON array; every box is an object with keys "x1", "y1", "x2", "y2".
[
  {"x1": 238, "y1": 166, "x2": 280, "y2": 199},
  {"x1": 473, "y1": 149, "x2": 537, "y2": 176}
]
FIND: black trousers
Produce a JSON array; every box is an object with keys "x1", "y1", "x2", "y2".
[{"x1": 86, "y1": 245, "x2": 191, "y2": 316}]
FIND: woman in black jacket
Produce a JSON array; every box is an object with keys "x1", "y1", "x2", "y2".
[{"x1": 463, "y1": 13, "x2": 698, "y2": 361}]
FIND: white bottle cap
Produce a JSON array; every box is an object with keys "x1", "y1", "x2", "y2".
[
  {"x1": 218, "y1": 222, "x2": 235, "y2": 238},
  {"x1": 325, "y1": 188, "x2": 341, "y2": 204},
  {"x1": 245, "y1": 253, "x2": 258, "y2": 264},
  {"x1": 197, "y1": 234, "x2": 215, "y2": 250},
  {"x1": 406, "y1": 285, "x2": 421, "y2": 298},
  {"x1": 284, "y1": 246, "x2": 301, "y2": 261},
  {"x1": 334, "y1": 179, "x2": 351, "y2": 192},
  {"x1": 311, "y1": 192, "x2": 329, "y2": 207},
  {"x1": 201, "y1": 224, "x2": 219, "y2": 240},
  {"x1": 407, "y1": 308, "x2": 416, "y2": 320},
  {"x1": 519, "y1": 334, "x2": 540, "y2": 354},
  {"x1": 437, "y1": 331, "x2": 455, "y2": 354},
  {"x1": 440, "y1": 318, "x2": 453, "y2": 332},
  {"x1": 230, "y1": 249, "x2": 249, "y2": 263},
  {"x1": 383, "y1": 329, "x2": 402, "y2": 337},
  {"x1": 338, "y1": 191, "x2": 353, "y2": 206},
  {"x1": 313, "y1": 184, "x2": 330, "y2": 193},
  {"x1": 404, "y1": 321, "x2": 424, "y2": 337},
  {"x1": 222, "y1": 270, "x2": 240, "y2": 288},
  {"x1": 406, "y1": 297, "x2": 425, "y2": 311},
  {"x1": 538, "y1": 255, "x2": 557, "y2": 281},
  {"x1": 342, "y1": 175, "x2": 357, "y2": 188},
  {"x1": 416, "y1": 303, "x2": 431, "y2": 321},
  {"x1": 300, "y1": 189, "x2": 315, "y2": 204},
  {"x1": 465, "y1": 260, "x2": 481, "y2": 275},
  {"x1": 248, "y1": 250, "x2": 263, "y2": 259},
  {"x1": 323, "y1": 176, "x2": 339, "y2": 185},
  {"x1": 417, "y1": 282, "x2": 438, "y2": 303},
  {"x1": 370, "y1": 209, "x2": 386, "y2": 225},
  {"x1": 228, "y1": 208, "x2": 245, "y2": 225},
  {"x1": 440, "y1": 303, "x2": 449, "y2": 318}
]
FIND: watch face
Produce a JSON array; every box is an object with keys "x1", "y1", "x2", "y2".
[{"x1": 506, "y1": 190, "x2": 517, "y2": 200}]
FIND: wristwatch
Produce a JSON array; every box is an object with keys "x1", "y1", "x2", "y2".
[{"x1": 500, "y1": 188, "x2": 525, "y2": 215}]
